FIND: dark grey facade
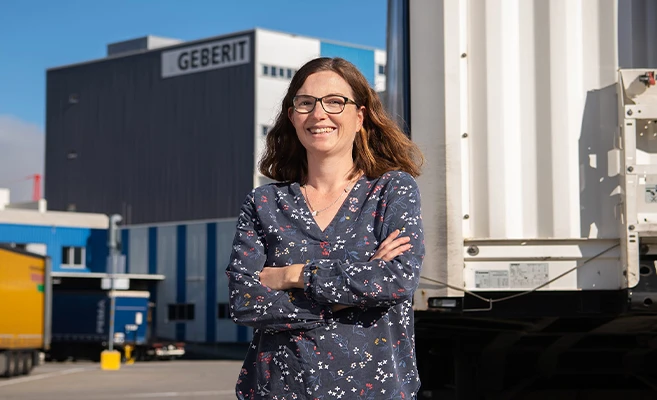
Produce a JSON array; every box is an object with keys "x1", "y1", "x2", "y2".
[{"x1": 45, "y1": 32, "x2": 256, "y2": 224}]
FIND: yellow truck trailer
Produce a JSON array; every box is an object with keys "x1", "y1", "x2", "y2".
[{"x1": 0, "y1": 245, "x2": 51, "y2": 377}]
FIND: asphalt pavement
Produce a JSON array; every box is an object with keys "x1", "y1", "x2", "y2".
[{"x1": 0, "y1": 360, "x2": 243, "y2": 400}]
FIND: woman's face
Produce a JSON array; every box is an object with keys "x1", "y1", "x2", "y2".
[{"x1": 288, "y1": 71, "x2": 364, "y2": 159}]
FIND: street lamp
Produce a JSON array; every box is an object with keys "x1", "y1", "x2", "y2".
[
  {"x1": 101, "y1": 214, "x2": 122, "y2": 370},
  {"x1": 107, "y1": 214, "x2": 122, "y2": 352}
]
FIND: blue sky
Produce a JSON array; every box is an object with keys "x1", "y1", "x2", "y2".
[
  {"x1": 1, "y1": 0, "x2": 387, "y2": 128},
  {"x1": 0, "y1": 0, "x2": 387, "y2": 200}
]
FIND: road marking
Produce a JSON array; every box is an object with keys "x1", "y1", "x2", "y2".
[
  {"x1": 0, "y1": 367, "x2": 87, "y2": 388},
  {"x1": 126, "y1": 390, "x2": 235, "y2": 398}
]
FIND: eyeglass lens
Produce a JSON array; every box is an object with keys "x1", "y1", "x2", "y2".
[{"x1": 294, "y1": 95, "x2": 347, "y2": 114}]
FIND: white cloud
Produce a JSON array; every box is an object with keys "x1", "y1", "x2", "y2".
[{"x1": 0, "y1": 115, "x2": 44, "y2": 203}]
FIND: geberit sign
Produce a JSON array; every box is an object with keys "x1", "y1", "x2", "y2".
[{"x1": 161, "y1": 36, "x2": 250, "y2": 78}]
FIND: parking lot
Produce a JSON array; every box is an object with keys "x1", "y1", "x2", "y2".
[{"x1": 0, "y1": 360, "x2": 243, "y2": 400}]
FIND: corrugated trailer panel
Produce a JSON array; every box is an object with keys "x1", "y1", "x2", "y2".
[
  {"x1": 0, "y1": 247, "x2": 48, "y2": 350},
  {"x1": 388, "y1": 1, "x2": 657, "y2": 396},
  {"x1": 45, "y1": 31, "x2": 256, "y2": 225},
  {"x1": 404, "y1": 0, "x2": 657, "y2": 301},
  {"x1": 434, "y1": 0, "x2": 657, "y2": 241}
]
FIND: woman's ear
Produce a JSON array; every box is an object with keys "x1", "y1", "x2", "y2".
[{"x1": 357, "y1": 106, "x2": 365, "y2": 131}]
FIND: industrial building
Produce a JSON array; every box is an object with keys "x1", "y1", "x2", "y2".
[
  {"x1": 45, "y1": 28, "x2": 386, "y2": 225},
  {"x1": 0, "y1": 187, "x2": 237, "y2": 347},
  {"x1": 0, "y1": 189, "x2": 162, "y2": 287},
  {"x1": 119, "y1": 218, "x2": 248, "y2": 343},
  {"x1": 0, "y1": 190, "x2": 110, "y2": 275},
  {"x1": 0, "y1": 189, "x2": 184, "y2": 358},
  {"x1": 0, "y1": 192, "x2": 255, "y2": 345}
]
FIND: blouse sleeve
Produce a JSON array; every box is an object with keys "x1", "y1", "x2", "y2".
[
  {"x1": 226, "y1": 191, "x2": 328, "y2": 332},
  {"x1": 302, "y1": 172, "x2": 425, "y2": 308}
]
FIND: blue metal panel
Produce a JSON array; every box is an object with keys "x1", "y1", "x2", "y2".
[
  {"x1": 87, "y1": 229, "x2": 110, "y2": 273},
  {"x1": 176, "y1": 225, "x2": 186, "y2": 341},
  {"x1": 148, "y1": 227, "x2": 158, "y2": 335},
  {"x1": 0, "y1": 223, "x2": 108, "y2": 273},
  {"x1": 206, "y1": 222, "x2": 217, "y2": 343},
  {"x1": 115, "y1": 296, "x2": 149, "y2": 345},
  {"x1": 52, "y1": 291, "x2": 149, "y2": 345},
  {"x1": 320, "y1": 42, "x2": 375, "y2": 87},
  {"x1": 121, "y1": 229, "x2": 130, "y2": 273},
  {"x1": 148, "y1": 227, "x2": 157, "y2": 275}
]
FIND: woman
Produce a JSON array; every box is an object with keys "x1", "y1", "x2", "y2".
[{"x1": 227, "y1": 57, "x2": 425, "y2": 399}]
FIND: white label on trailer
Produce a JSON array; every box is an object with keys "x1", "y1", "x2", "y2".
[
  {"x1": 645, "y1": 185, "x2": 657, "y2": 203},
  {"x1": 474, "y1": 271, "x2": 509, "y2": 289},
  {"x1": 161, "y1": 36, "x2": 250, "y2": 78},
  {"x1": 510, "y1": 263, "x2": 549, "y2": 288}
]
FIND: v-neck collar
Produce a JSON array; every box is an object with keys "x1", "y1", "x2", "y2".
[{"x1": 293, "y1": 174, "x2": 366, "y2": 236}]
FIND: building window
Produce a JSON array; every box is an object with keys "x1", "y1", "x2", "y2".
[
  {"x1": 168, "y1": 303, "x2": 195, "y2": 321},
  {"x1": 263, "y1": 64, "x2": 296, "y2": 80},
  {"x1": 61, "y1": 246, "x2": 85, "y2": 268},
  {"x1": 378, "y1": 64, "x2": 386, "y2": 75},
  {"x1": 217, "y1": 303, "x2": 230, "y2": 319},
  {"x1": 262, "y1": 125, "x2": 271, "y2": 136}
]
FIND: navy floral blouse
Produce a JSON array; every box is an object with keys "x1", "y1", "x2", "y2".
[{"x1": 226, "y1": 170, "x2": 425, "y2": 399}]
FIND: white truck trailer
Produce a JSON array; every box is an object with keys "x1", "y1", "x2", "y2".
[{"x1": 386, "y1": 0, "x2": 657, "y2": 398}]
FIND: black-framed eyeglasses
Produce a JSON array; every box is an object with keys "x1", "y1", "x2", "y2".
[{"x1": 292, "y1": 95, "x2": 359, "y2": 114}]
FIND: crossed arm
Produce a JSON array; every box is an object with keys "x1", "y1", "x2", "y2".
[
  {"x1": 226, "y1": 173, "x2": 424, "y2": 331},
  {"x1": 259, "y1": 229, "x2": 412, "y2": 312}
]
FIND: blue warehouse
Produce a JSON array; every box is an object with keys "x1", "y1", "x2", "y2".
[
  {"x1": 120, "y1": 218, "x2": 251, "y2": 344},
  {"x1": 0, "y1": 193, "x2": 177, "y2": 361},
  {"x1": 0, "y1": 192, "x2": 247, "y2": 348}
]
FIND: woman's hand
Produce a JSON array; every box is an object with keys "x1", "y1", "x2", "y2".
[
  {"x1": 260, "y1": 229, "x2": 409, "y2": 306},
  {"x1": 260, "y1": 267, "x2": 351, "y2": 313},
  {"x1": 259, "y1": 264, "x2": 304, "y2": 290},
  {"x1": 331, "y1": 304, "x2": 350, "y2": 312},
  {"x1": 370, "y1": 229, "x2": 412, "y2": 261},
  {"x1": 329, "y1": 229, "x2": 410, "y2": 313}
]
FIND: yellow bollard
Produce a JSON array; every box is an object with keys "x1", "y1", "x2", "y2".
[
  {"x1": 100, "y1": 350, "x2": 121, "y2": 370},
  {"x1": 124, "y1": 345, "x2": 135, "y2": 365}
]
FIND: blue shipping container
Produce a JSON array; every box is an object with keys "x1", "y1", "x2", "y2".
[{"x1": 51, "y1": 290, "x2": 150, "y2": 346}]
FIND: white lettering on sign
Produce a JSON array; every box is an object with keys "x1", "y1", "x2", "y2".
[{"x1": 161, "y1": 36, "x2": 250, "y2": 78}]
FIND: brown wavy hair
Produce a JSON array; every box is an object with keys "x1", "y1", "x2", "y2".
[{"x1": 258, "y1": 57, "x2": 424, "y2": 184}]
